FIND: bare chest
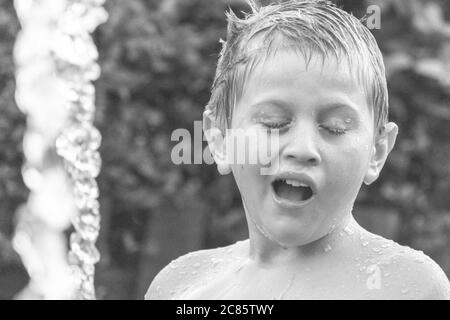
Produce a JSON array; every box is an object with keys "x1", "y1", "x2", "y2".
[{"x1": 175, "y1": 261, "x2": 379, "y2": 299}]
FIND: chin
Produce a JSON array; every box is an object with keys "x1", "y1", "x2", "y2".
[{"x1": 265, "y1": 222, "x2": 320, "y2": 247}]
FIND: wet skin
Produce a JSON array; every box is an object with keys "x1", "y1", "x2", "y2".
[
  {"x1": 230, "y1": 51, "x2": 375, "y2": 260},
  {"x1": 146, "y1": 52, "x2": 450, "y2": 300}
]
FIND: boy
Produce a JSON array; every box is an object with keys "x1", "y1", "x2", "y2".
[{"x1": 146, "y1": 0, "x2": 450, "y2": 299}]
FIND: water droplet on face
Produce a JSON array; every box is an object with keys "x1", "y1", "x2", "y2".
[
  {"x1": 383, "y1": 272, "x2": 390, "y2": 277},
  {"x1": 324, "y1": 244, "x2": 332, "y2": 252},
  {"x1": 193, "y1": 262, "x2": 201, "y2": 268},
  {"x1": 354, "y1": 257, "x2": 361, "y2": 261},
  {"x1": 362, "y1": 241, "x2": 369, "y2": 247},
  {"x1": 191, "y1": 271, "x2": 198, "y2": 275},
  {"x1": 401, "y1": 288, "x2": 409, "y2": 294},
  {"x1": 372, "y1": 248, "x2": 380, "y2": 253}
]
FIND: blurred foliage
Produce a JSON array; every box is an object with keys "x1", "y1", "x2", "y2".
[{"x1": 0, "y1": 0, "x2": 450, "y2": 299}]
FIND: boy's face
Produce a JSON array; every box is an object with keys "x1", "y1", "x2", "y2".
[{"x1": 229, "y1": 51, "x2": 376, "y2": 247}]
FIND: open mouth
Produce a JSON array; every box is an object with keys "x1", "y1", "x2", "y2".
[{"x1": 272, "y1": 179, "x2": 314, "y2": 203}]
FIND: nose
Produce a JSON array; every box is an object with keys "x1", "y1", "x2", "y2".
[{"x1": 281, "y1": 121, "x2": 322, "y2": 166}]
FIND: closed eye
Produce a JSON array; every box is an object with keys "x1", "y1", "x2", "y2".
[
  {"x1": 319, "y1": 125, "x2": 347, "y2": 136},
  {"x1": 261, "y1": 121, "x2": 291, "y2": 130}
]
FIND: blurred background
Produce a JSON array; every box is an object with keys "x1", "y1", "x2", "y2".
[{"x1": 0, "y1": 0, "x2": 449, "y2": 299}]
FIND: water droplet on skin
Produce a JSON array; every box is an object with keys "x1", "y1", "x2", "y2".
[
  {"x1": 324, "y1": 244, "x2": 332, "y2": 252},
  {"x1": 354, "y1": 257, "x2": 361, "y2": 261},
  {"x1": 170, "y1": 263, "x2": 177, "y2": 269},
  {"x1": 381, "y1": 244, "x2": 390, "y2": 248},
  {"x1": 401, "y1": 288, "x2": 409, "y2": 294},
  {"x1": 362, "y1": 241, "x2": 369, "y2": 247},
  {"x1": 372, "y1": 248, "x2": 380, "y2": 253},
  {"x1": 383, "y1": 272, "x2": 390, "y2": 277},
  {"x1": 211, "y1": 259, "x2": 220, "y2": 267},
  {"x1": 193, "y1": 262, "x2": 201, "y2": 268},
  {"x1": 344, "y1": 226, "x2": 354, "y2": 235},
  {"x1": 339, "y1": 232, "x2": 344, "y2": 237},
  {"x1": 191, "y1": 271, "x2": 197, "y2": 275}
]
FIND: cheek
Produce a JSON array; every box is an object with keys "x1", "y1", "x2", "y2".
[
  {"x1": 228, "y1": 127, "x2": 279, "y2": 170},
  {"x1": 326, "y1": 137, "x2": 372, "y2": 189},
  {"x1": 231, "y1": 163, "x2": 264, "y2": 197}
]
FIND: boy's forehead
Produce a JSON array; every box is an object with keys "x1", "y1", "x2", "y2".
[{"x1": 243, "y1": 50, "x2": 365, "y2": 99}]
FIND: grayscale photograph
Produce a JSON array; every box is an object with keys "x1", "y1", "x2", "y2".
[{"x1": 0, "y1": 0, "x2": 449, "y2": 305}]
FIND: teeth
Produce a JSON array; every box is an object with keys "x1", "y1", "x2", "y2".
[{"x1": 284, "y1": 179, "x2": 308, "y2": 188}]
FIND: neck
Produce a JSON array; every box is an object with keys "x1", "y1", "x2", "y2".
[{"x1": 246, "y1": 213, "x2": 360, "y2": 266}]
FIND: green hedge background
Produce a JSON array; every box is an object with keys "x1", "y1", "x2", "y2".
[{"x1": 0, "y1": 0, "x2": 449, "y2": 299}]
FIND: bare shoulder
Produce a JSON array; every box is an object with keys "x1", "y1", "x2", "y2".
[
  {"x1": 375, "y1": 240, "x2": 450, "y2": 299},
  {"x1": 145, "y1": 240, "x2": 248, "y2": 300},
  {"x1": 144, "y1": 247, "x2": 219, "y2": 300}
]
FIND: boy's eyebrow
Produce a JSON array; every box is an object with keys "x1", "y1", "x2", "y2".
[
  {"x1": 316, "y1": 102, "x2": 360, "y2": 114},
  {"x1": 249, "y1": 99, "x2": 292, "y2": 110},
  {"x1": 249, "y1": 99, "x2": 361, "y2": 114}
]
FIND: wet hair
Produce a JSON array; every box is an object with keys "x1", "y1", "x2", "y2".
[{"x1": 205, "y1": 0, "x2": 388, "y2": 136}]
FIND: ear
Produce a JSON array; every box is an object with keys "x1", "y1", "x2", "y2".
[
  {"x1": 364, "y1": 122, "x2": 398, "y2": 185},
  {"x1": 203, "y1": 109, "x2": 231, "y2": 175}
]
